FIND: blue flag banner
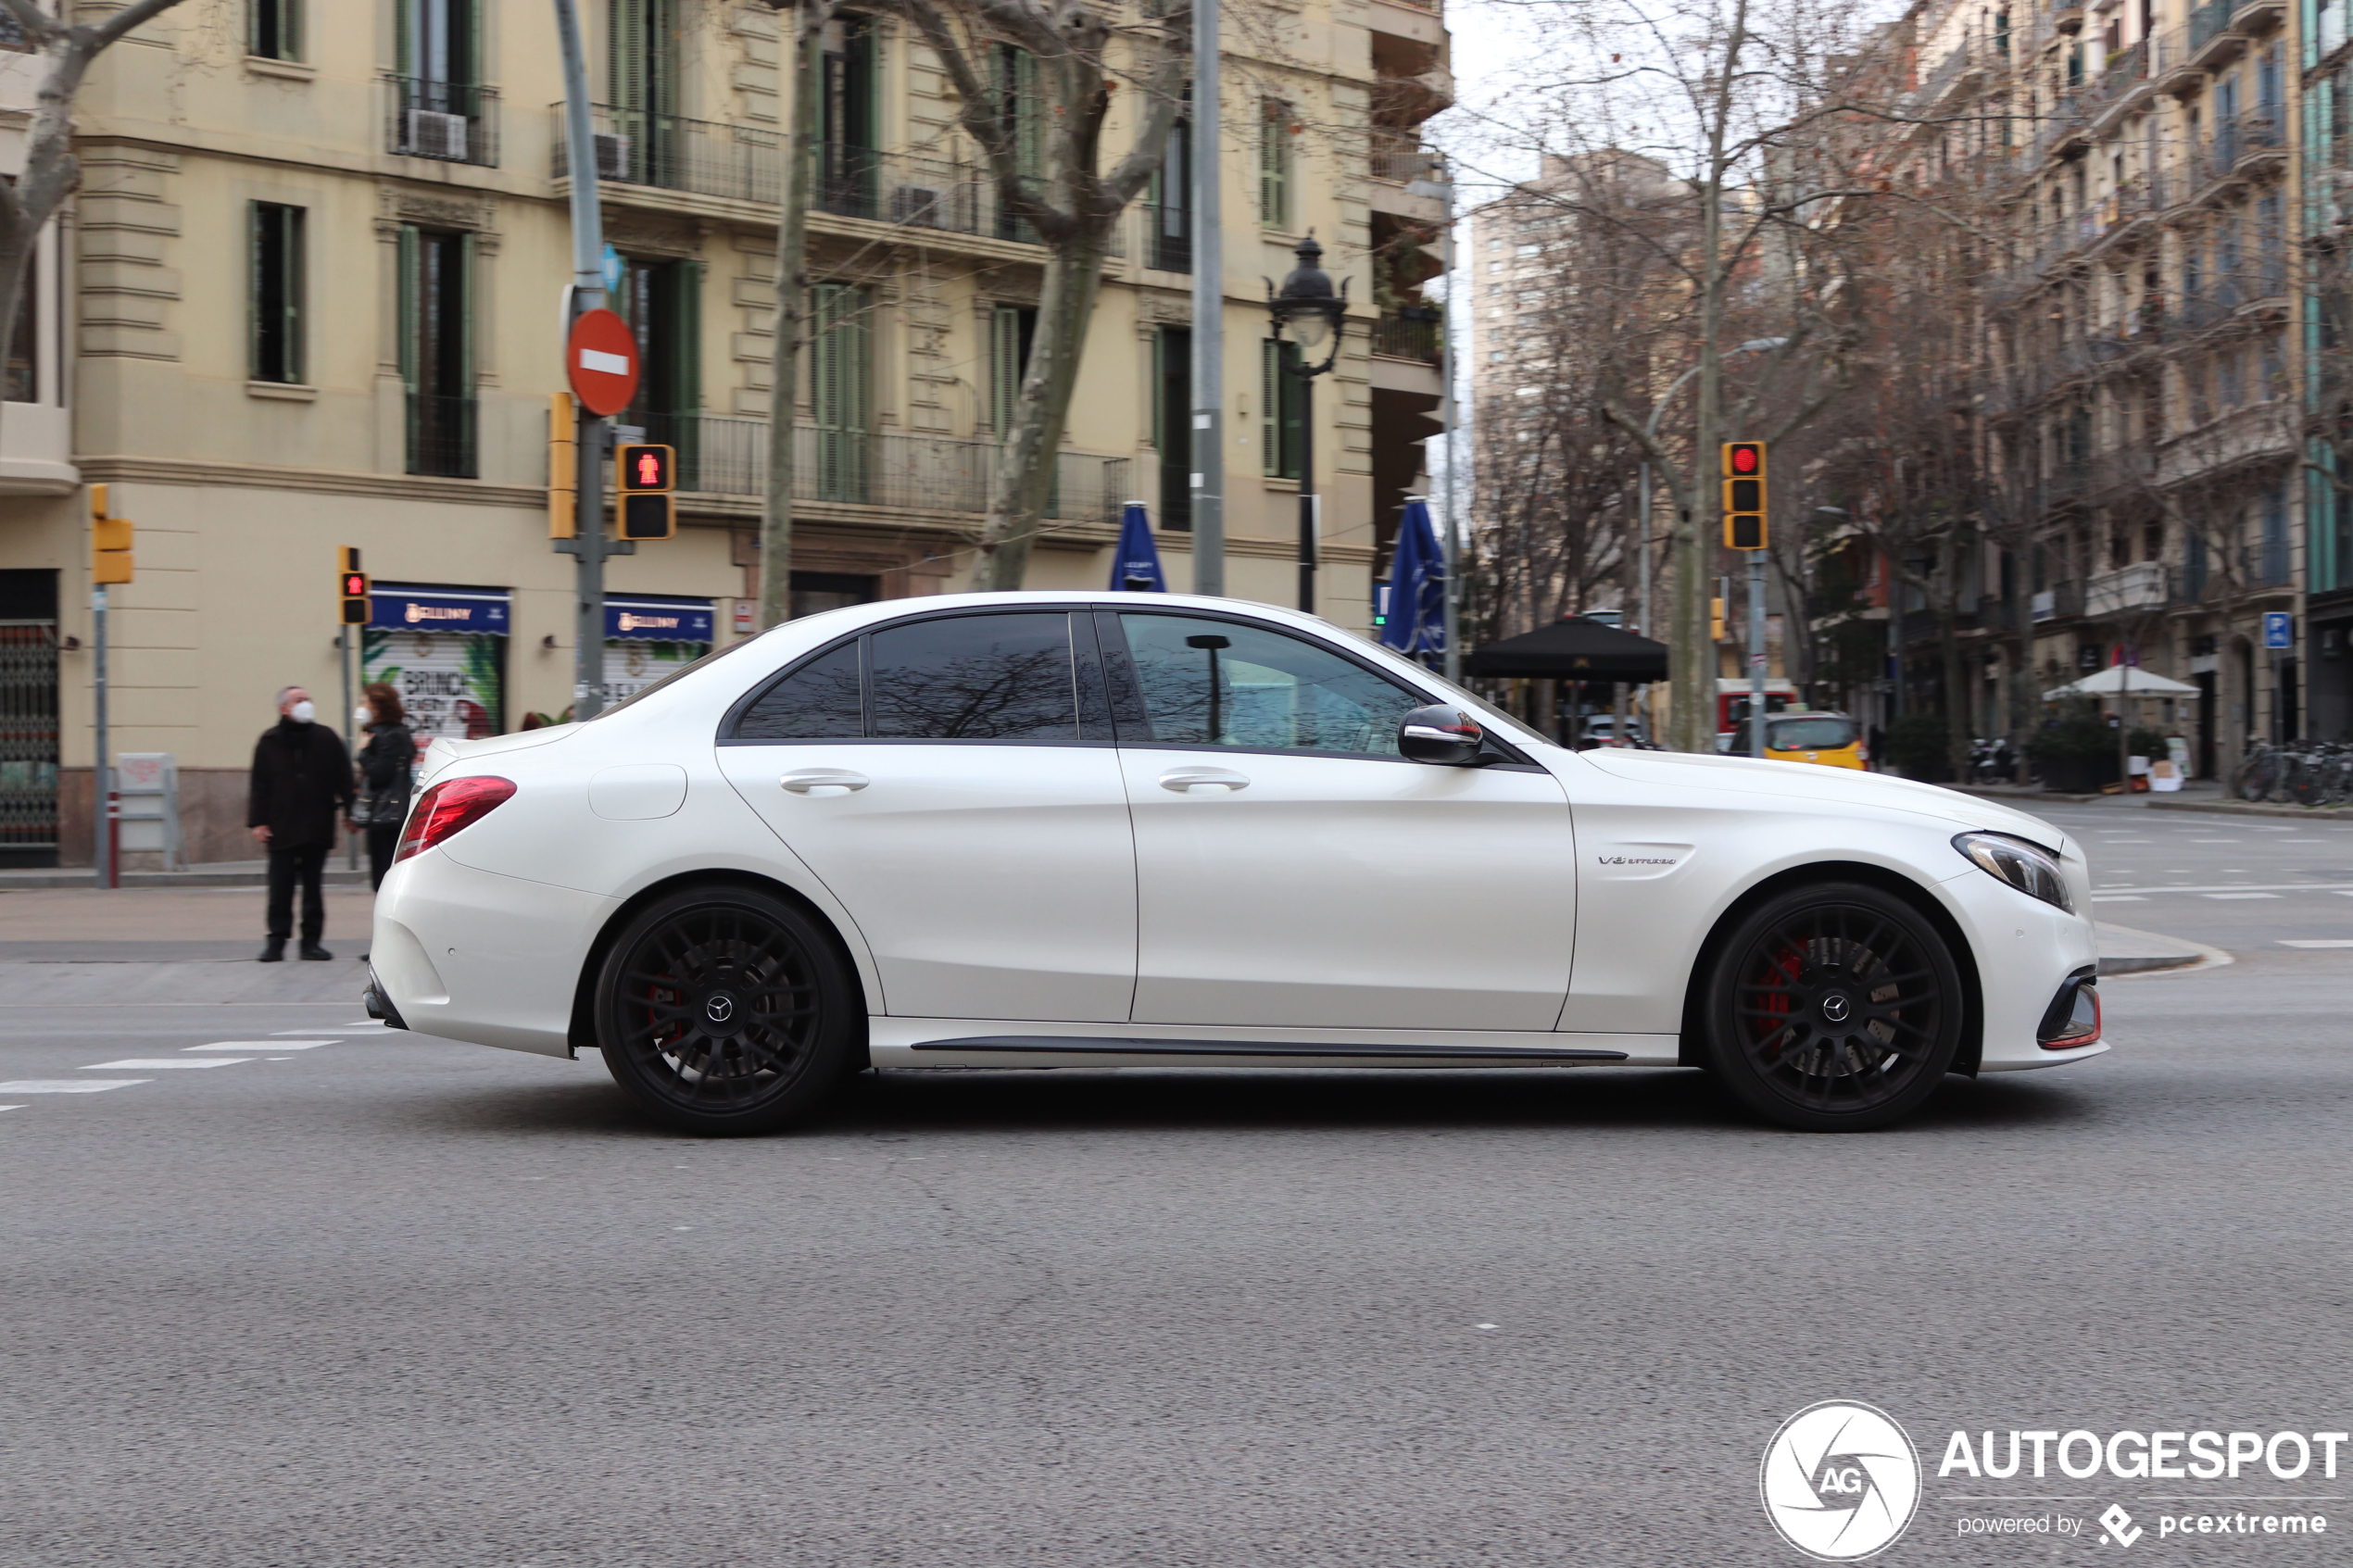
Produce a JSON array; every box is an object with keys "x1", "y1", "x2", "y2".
[
  {"x1": 1110, "y1": 501, "x2": 1166, "y2": 592},
  {"x1": 1379, "y1": 499, "x2": 1446, "y2": 659}
]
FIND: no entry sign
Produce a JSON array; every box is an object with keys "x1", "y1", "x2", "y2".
[{"x1": 566, "y1": 307, "x2": 639, "y2": 416}]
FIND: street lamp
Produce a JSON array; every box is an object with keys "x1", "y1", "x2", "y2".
[{"x1": 1267, "y1": 233, "x2": 1350, "y2": 613}]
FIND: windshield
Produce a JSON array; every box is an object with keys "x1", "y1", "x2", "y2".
[{"x1": 1770, "y1": 717, "x2": 1857, "y2": 750}]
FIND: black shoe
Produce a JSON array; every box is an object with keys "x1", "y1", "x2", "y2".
[
  {"x1": 259, "y1": 942, "x2": 285, "y2": 963},
  {"x1": 298, "y1": 944, "x2": 333, "y2": 961}
]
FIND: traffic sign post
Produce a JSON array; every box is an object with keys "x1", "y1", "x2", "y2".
[
  {"x1": 2264, "y1": 612, "x2": 2294, "y2": 742},
  {"x1": 88, "y1": 484, "x2": 133, "y2": 888}
]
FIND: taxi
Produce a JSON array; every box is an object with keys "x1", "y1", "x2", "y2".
[{"x1": 1730, "y1": 711, "x2": 1868, "y2": 770}]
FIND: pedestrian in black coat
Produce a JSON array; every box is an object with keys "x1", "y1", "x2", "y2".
[
  {"x1": 353, "y1": 682, "x2": 415, "y2": 892},
  {"x1": 248, "y1": 685, "x2": 353, "y2": 962}
]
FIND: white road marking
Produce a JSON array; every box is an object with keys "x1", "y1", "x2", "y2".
[
  {"x1": 2188, "y1": 838, "x2": 2241, "y2": 844},
  {"x1": 191, "y1": 1041, "x2": 329, "y2": 1050},
  {"x1": 83, "y1": 1058, "x2": 250, "y2": 1069},
  {"x1": 2283, "y1": 839, "x2": 2328, "y2": 844},
  {"x1": 2201, "y1": 893, "x2": 2281, "y2": 901},
  {"x1": 2092, "y1": 895, "x2": 2147, "y2": 902},
  {"x1": 2280, "y1": 939, "x2": 2353, "y2": 949},
  {"x1": 271, "y1": 1025, "x2": 381, "y2": 1035},
  {"x1": 2085, "y1": 881, "x2": 2353, "y2": 895},
  {"x1": 0, "y1": 1080, "x2": 146, "y2": 1092},
  {"x1": 0, "y1": 1105, "x2": 20, "y2": 1111}
]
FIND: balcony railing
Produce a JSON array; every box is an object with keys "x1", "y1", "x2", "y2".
[
  {"x1": 406, "y1": 393, "x2": 476, "y2": 480},
  {"x1": 2032, "y1": 581, "x2": 2085, "y2": 621},
  {"x1": 1139, "y1": 199, "x2": 1190, "y2": 273},
  {"x1": 2208, "y1": 107, "x2": 2286, "y2": 179},
  {"x1": 1371, "y1": 128, "x2": 1441, "y2": 184},
  {"x1": 635, "y1": 415, "x2": 1127, "y2": 525},
  {"x1": 386, "y1": 76, "x2": 499, "y2": 167},
  {"x1": 1370, "y1": 308, "x2": 1442, "y2": 364},
  {"x1": 553, "y1": 104, "x2": 784, "y2": 204},
  {"x1": 2188, "y1": 0, "x2": 2235, "y2": 54}
]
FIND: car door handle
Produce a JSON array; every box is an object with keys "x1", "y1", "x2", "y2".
[
  {"x1": 779, "y1": 768, "x2": 870, "y2": 795},
  {"x1": 1157, "y1": 766, "x2": 1250, "y2": 794}
]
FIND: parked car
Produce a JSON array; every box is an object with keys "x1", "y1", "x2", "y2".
[
  {"x1": 1727, "y1": 711, "x2": 1868, "y2": 771},
  {"x1": 368, "y1": 592, "x2": 2104, "y2": 1137},
  {"x1": 1576, "y1": 715, "x2": 1650, "y2": 749}
]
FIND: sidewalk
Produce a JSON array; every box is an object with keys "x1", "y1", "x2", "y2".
[{"x1": 0, "y1": 858, "x2": 372, "y2": 890}]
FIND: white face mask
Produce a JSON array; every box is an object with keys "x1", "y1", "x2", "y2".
[
  {"x1": 289, "y1": 699, "x2": 316, "y2": 724},
  {"x1": 355, "y1": 706, "x2": 372, "y2": 727}
]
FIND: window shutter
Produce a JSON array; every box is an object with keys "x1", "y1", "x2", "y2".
[
  {"x1": 1261, "y1": 339, "x2": 1278, "y2": 476},
  {"x1": 248, "y1": 202, "x2": 265, "y2": 383},
  {"x1": 610, "y1": 0, "x2": 645, "y2": 112},
  {"x1": 673, "y1": 258, "x2": 703, "y2": 415},
  {"x1": 1260, "y1": 101, "x2": 1290, "y2": 229},
  {"x1": 285, "y1": 207, "x2": 306, "y2": 384},
  {"x1": 457, "y1": 229, "x2": 476, "y2": 394},
  {"x1": 990, "y1": 305, "x2": 1021, "y2": 432},
  {"x1": 396, "y1": 223, "x2": 420, "y2": 389}
]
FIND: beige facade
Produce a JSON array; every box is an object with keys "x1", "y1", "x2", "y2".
[{"x1": 0, "y1": 0, "x2": 1450, "y2": 862}]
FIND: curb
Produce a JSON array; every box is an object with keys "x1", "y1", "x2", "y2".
[
  {"x1": 0, "y1": 870, "x2": 373, "y2": 890},
  {"x1": 2144, "y1": 797, "x2": 2353, "y2": 821},
  {"x1": 2095, "y1": 921, "x2": 2233, "y2": 977}
]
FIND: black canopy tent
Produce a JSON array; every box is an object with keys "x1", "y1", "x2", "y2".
[{"x1": 1465, "y1": 616, "x2": 1669, "y2": 682}]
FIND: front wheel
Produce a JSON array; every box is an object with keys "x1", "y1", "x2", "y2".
[
  {"x1": 1702, "y1": 882, "x2": 1964, "y2": 1132},
  {"x1": 595, "y1": 884, "x2": 859, "y2": 1135}
]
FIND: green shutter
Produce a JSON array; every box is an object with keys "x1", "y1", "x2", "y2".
[
  {"x1": 1261, "y1": 339, "x2": 1277, "y2": 475},
  {"x1": 396, "y1": 222, "x2": 419, "y2": 388},
  {"x1": 248, "y1": 202, "x2": 264, "y2": 382},
  {"x1": 812, "y1": 283, "x2": 871, "y2": 502},
  {"x1": 286, "y1": 207, "x2": 306, "y2": 384},
  {"x1": 673, "y1": 258, "x2": 703, "y2": 486},
  {"x1": 1261, "y1": 101, "x2": 1290, "y2": 229},
  {"x1": 989, "y1": 305, "x2": 1022, "y2": 432},
  {"x1": 456, "y1": 229, "x2": 476, "y2": 393}
]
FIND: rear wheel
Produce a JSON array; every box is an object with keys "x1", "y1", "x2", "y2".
[
  {"x1": 595, "y1": 884, "x2": 858, "y2": 1135},
  {"x1": 1703, "y1": 882, "x2": 1963, "y2": 1132}
]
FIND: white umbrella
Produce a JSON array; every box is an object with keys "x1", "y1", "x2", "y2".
[{"x1": 2044, "y1": 665, "x2": 2199, "y2": 700}]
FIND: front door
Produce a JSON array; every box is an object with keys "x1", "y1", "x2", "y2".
[
  {"x1": 1104, "y1": 610, "x2": 1578, "y2": 1032},
  {"x1": 717, "y1": 608, "x2": 1136, "y2": 1022}
]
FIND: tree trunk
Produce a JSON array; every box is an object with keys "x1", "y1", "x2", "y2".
[
  {"x1": 970, "y1": 225, "x2": 1111, "y2": 592},
  {"x1": 757, "y1": 0, "x2": 827, "y2": 631}
]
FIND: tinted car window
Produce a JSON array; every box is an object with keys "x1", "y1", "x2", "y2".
[
  {"x1": 1117, "y1": 613, "x2": 1422, "y2": 756},
  {"x1": 1771, "y1": 717, "x2": 1856, "y2": 750},
  {"x1": 869, "y1": 612, "x2": 1078, "y2": 740},
  {"x1": 735, "y1": 641, "x2": 864, "y2": 740}
]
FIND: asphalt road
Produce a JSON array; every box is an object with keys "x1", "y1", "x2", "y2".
[{"x1": 2, "y1": 805, "x2": 2347, "y2": 1566}]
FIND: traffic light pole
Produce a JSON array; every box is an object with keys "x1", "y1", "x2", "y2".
[
  {"x1": 340, "y1": 625, "x2": 356, "y2": 869},
  {"x1": 552, "y1": 0, "x2": 628, "y2": 720},
  {"x1": 92, "y1": 584, "x2": 111, "y2": 888},
  {"x1": 1747, "y1": 551, "x2": 1768, "y2": 759}
]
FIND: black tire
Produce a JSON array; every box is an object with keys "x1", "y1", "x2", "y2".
[
  {"x1": 1702, "y1": 881, "x2": 1963, "y2": 1132},
  {"x1": 594, "y1": 884, "x2": 859, "y2": 1136}
]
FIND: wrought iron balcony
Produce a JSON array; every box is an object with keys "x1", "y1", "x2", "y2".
[
  {"x1": 552, "y1": 105, "x2": 784, "y2": 205},
  {"x1": 1371, "y1": 308, "x2": 1442, "y2": 364},
  {"x1": 385, "y1": 76, "x2": 499, "y2": 167},
  {"x1": 406, "y1": 393, "x2": 476, "y2": 480}
]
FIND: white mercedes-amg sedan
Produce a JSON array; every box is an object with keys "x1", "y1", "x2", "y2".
[{"x1": 365, "y1": 591, "x2": 2105, "y2": 1135}]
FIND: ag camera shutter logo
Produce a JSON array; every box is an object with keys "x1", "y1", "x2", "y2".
[{"x1": 1761, "y1": 1400, "x2": 1922, "y2": 1561}]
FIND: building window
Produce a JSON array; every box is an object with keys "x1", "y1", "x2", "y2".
[
  {"x1": 1154, "y1": 325, "x2": 1190, "y2": 531},
  {"x1": 992, "y1": 44, "x2": 1045, "y2": 242},
  {"x1": 252, "y1": 0, "x2": 301, "y2": 61},
  {"x1": 988, "y1": 304, "x2": 1036, "y2": 434},
  {"x1": 1261, "y1": 337, "x2": 1303, "y2": 480},
  {"x1": 612, "y1": 254, "x2": 701, "y2": 483},
  {"x1": 608, "y1": 0, "x2": 680, "y2": 186},
  {"x1": 250, "y1": 202, "x2": 304, "y2": 385},
  {"x1": 1147, "y1": 108, "x2": 1192, "y2": 273},
  {"x1": 809, "y1": 282, "x2": 872, "y2": 503},
  {"x1": 392, "y1": 0, "x2": 496, "y2": 167},
  {"x1": 398, "y1": 225, "x2": 474, "y2": 478},
  {"x1": 1259, "y1": 99, "x2": 1293, "y2": 230}
]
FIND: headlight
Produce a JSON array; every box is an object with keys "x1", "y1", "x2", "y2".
[{"x1": 1953, "y1": 832, "x2": 2072, "y2": 913}]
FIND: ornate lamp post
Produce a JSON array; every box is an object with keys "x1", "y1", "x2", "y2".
[{"x1": 1266, "y1": 234, "x2": 1349, "y2": 613}]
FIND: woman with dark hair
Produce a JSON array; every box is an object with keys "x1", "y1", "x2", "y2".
[{"x1": 352, "y1": 683, "x2": 415, "y2": 890}]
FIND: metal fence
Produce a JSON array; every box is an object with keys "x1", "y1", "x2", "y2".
[
  {"x1": 655, "y1": 416, "x2": 1127, "y2": 525},
  {"x1": 1371, "y1": 309, "x2": 1442, "y2": 364},
  {"x1": 385, "y1": 76, "x2": 499, "y2": 168},
  {"x1": 0, "y1": 622, "x2": 57, "y2": 852},
  {"x1": 406, "y1": 393, "x2": 477, "y2": 480},
  {"x1": 552, "y1": 105, "x2": 784, "y2": 204},
  {"x1": 1139, "y1": 199, "x2": 1191, "y2": 273}
]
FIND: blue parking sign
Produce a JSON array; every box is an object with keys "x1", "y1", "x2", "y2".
[{"x1": 2264, "y1": 612, "x2": 2293, "y2": 650}]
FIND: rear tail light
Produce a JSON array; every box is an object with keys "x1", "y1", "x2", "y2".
[
  {"x1": 395, "y1": 776, "x2": 516, "y2": 863},
  {"x1": 2037, "y1": 972, "x2": 2101, "y2": 1048}
]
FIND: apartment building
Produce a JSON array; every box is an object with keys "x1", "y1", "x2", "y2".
[
  {"x1": 1888, "y1": 0, "x2": 2300, "y2": 776},
  {"x1": 0, "y1": 0, "x2": 1451, "y2": 864}
]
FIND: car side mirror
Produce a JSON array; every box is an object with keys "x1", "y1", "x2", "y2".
[{"x1": 1399, "y1": 704, "x2": 1485, "y2": 766}]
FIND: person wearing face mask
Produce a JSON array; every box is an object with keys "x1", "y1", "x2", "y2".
[
  {"x1": 247, "y1": 684, "x2": 354, "y2": 962},
  {"x1": 351, "y1": 683, "x2": 414, "y2": 892}
]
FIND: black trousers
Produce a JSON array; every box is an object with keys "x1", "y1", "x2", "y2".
[
  {"x1": 366, "y1": 824, "x2": 398, "y2": 892},
  {"x1": 266, "y1": 841, "x2": 329, "y2": 946}
]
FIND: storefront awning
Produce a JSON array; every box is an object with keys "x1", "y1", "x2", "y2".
[
  {"x1": 369, "y1": 583, "x2": 511, "y2": 636},
  {"x1": 606, "y1": 596, "x2": 713, "y2": 643},
  {"x1": 1465, "y1": 616, "x2": 1669, "y2": 682}
]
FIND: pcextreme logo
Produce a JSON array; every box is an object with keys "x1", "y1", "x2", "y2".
[{"x1": 1761, "y1": 1400, "x2": 1923, "y2": 1562}]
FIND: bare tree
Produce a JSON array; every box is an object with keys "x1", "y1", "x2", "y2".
[
  {"x1": 757, "y1": 0, "x2": 836, "y2": 631},
  {"x1": 0, "y1": 0, "x2": 195, "y2": 441}
]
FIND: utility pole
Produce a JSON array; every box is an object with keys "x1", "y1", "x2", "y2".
[
  {"x1": 552, "y1": 0, "x2": 627, "y2": 719},
  {"x1": 92, "y1": 583, "x2": 108, "y2": 887},
  {"x1": 1188, "y1": 0, "x2": 1225, "y2": 596}
]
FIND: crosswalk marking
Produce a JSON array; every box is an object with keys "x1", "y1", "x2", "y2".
[
  {"x1": 0, "y1": 1105, "x2": 20, "y2": 1111},
  {"x1": 2092, "y1": 895, "x2": 2147, "y2": 902},
  {"x1": 2201, "y1": 893, "x2": 2281, "y2": 901},
  {"x1": 0, "y1": 1080, "x2": 146, "y2": 1093},
  {"x1": 190, "y1": 1041, "x2": 330, "y2": 1050},
  {"x1": 82, "y1": 1058, "x2": 250, "y2": 1070},
  {"x1": 274, "y1": 1025, "x2": 382, "y2": 1035},
  {"x1": 2280, "y1": 939, "x2": 2353, "y2": 949}
]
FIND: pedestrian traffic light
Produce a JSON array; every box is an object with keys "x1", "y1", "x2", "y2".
[
  {"x1": 1722, "y1": 441, "x2": 1768, "y2": 550},
  {"x1": 90, "y1": 483, "x2": 133, "y2": 585},
  {"x1": 615, "y1": 442, "x2": 676, "y2": 540},
  {"x1": 338, "y1": 546, "x2": 370, "y2": 625}
]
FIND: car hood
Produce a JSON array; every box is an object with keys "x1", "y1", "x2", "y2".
[{"x1": 1576, "y1": 748, "x2": 2069, "y2": 849}]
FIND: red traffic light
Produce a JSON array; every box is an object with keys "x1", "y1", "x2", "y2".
[
  {"x1": 1727, "y1": 443, "x2": 1762, "y2": 475},
  {"x1": 617, "y1": 444, "x2": 675, "y2": 492},
  {"x1": 340, "y1": 572, "x2": 367, "y2": 598}
]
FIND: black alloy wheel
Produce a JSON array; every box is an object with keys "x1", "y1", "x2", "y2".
[
  {"x1": 595, "y1": 884, "x2": 858, "y2": 1135},
  {"x1": 1703, "y1": 881, "x2": 1963, "y2": 1132}
]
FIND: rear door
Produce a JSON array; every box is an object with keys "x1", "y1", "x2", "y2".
[{"x1": 716, "y1": 608, "x2": 1137, "y2": 1022}]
